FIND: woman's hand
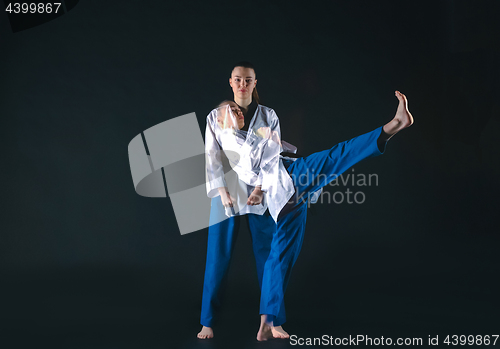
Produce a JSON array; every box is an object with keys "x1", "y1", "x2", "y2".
[
  {"x1": 218, "y1": 187, "x2": 235, "y2": 207},
  {"x1": 256, "y1": 127, "x2": 281, "y2": 147},
  {"x1": 255, "y1": 127, "x2": 271, "y2": 139},
  {"x1": 247, "y1": 186, "x2": 264, "y2": 206}
]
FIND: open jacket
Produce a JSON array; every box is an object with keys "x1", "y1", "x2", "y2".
[{"x1": 205, "y1": 103, "x2": 296, "y2": 222}]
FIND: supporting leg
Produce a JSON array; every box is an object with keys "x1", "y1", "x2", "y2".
[
  {"x1": 258, "y1": 203, "x2": 307, "y2": 341},
  {"x1": 248, "y1": 213, "x2": 290, "y2": 338},
  {"x1": 198, "y1": 197, "x2": 240, "y2": 339}
]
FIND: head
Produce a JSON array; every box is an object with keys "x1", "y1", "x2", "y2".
[
  {"x1": 229, "y1": 61, "x2": 259, "y2": 105},
  {"x1": 216, "y1": 100, "x2": 245, "y2": 130}
]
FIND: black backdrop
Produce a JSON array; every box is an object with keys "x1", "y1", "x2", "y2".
[{"x1": 1, "y1": 1, "x2": 499, "y2": 348}]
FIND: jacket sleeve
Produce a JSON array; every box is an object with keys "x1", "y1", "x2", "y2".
[
  {"x1": 255, "y1": 110, "x2": 282, "y2": 190},
  {"x1": 205, "y1": 115, "x2": 226, "y2": 198}
]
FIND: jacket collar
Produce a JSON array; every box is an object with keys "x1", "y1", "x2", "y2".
[{"x1": 237, "y1": 99, "x2": 258, "y2": 132}]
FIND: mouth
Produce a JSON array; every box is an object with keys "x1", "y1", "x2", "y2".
[{"x1": 239, "y1": 89, "x2": 247, "y2": 93}]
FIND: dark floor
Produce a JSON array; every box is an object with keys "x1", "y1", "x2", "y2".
[{"x1": 2, "y1": 264, "x2": 498, "y2": 349}]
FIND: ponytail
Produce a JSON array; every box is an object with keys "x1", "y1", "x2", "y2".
[{"x1": 252, "y1": 88, "x2": 260, "y2": 105}]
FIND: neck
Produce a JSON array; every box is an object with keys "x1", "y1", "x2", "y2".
[{"x1": 235, "y1": 96, "x2": 252, "y2": 109}]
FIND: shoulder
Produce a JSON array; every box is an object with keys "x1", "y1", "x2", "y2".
[
  {"x1": 257, "y1": 105, "x2": 280, "y2": 128},
  {"x1": 206, "y1": 107, "x2": 219, "y2": 122},
  {"x1": 257, "y1": 104, "x2": 278, "y2": 119},
  {"x1": 257, "y1": 104, "x2": 274, "y2": 114}
]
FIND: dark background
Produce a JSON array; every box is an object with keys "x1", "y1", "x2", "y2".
[{"x1": 1, "y1": 1, "x2": 499, "y2": 348}]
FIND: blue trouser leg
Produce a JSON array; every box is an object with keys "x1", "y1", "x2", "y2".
[
  {"x1": 290, "y1": 126, "x2": 385, "y2": 205},
  {"x1": 260, "y1": 126, "x2": 385, "y2": 322},
  {"x1": 200, "y1": 197, "x2": 240, "y2": 327},
  {"x1": 260, "y1": 202, "x2": 307, "y2": 326},
  {"x1": 201, "y1": 197, "x2": 281, "y2": 327},
  {"x1": 247, "y1": 213, "x2": 286, "y2": 325}
]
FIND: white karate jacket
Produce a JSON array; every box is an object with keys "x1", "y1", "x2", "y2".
[{"x1": 205, "y1": 103, "x2": 296, "y2": 222}]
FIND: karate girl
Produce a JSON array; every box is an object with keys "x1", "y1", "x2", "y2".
[
  {"x1": 208, "y1": 92, "x2": 414, "y2": 341},
  {"x1": 199, "y1": 62, "x2": 414, "y2": 340},
  {"x1": 198, "y1": 62, "x2": 292, "y2": 339}
]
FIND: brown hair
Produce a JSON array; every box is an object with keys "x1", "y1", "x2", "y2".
[{"x1": 217, "y1": 100, "x2": 233, "y2": 108}]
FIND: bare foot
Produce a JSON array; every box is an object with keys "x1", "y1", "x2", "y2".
[
  {"x1": 256, "y1": 315, "x2": 274, "y2": 341},
  {"x1": 197, "y1": 326, "x2": 214, "y2": 339},
  {"x1": 383, "y1": 91, "x2": 414, "y2": 137},
  {"x1": 272, "y1": 325, "x2": 290, "y2": 339}
]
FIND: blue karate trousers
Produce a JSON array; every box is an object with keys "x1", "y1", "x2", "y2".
[
  {"x1": 200, "y1": 195, "x2": 285, "y2": 327},
  {"x1": 260, "y1": 126, "x2": 386, "y2": 323}
]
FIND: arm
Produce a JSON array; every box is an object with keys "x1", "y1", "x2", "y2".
[
  {"x1": 247, "y1": 110, "x2": 282, "y2": 205},
  {"x1": 255, "y1": 110, "x2": 282, "y2": 185},
  {"x1": 205, "y1": 115, "x2": 227, "y2": 195},
  {"x1": 206, "y1": 115, "x2": 236, "y2": 207}
]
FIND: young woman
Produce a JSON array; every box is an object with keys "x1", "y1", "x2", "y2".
[
  {"x1": 198, "y1": 62, "x2": 291, "y2": 339},
  {"x1": 200, "y1": 62, "x2": 414, "y2": 341}
]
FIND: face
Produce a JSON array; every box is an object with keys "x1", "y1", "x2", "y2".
[
  {"x1": 229, "y1": 66, "x2": 257, "y2": 101},
  {"x1": 217, "y1": 101, "x2": 245, "y2": 130}
]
